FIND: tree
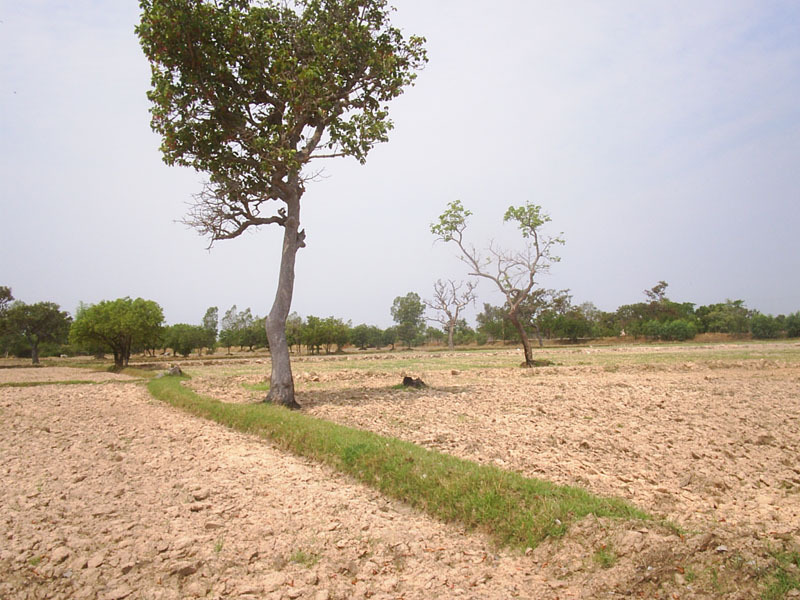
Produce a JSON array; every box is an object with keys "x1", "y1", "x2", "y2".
[
  {"x1": 432, "y1": 200, "x2": 564, "y2": 367},
  {"x1": 201, "y1": 306, "x2": 219, "y2": 353},
  {"x1": 786, "y1": 312, "x2": 800, "y2": 338},
  {"x1": 476, "y1": 302, "x2": 514, "y2": 343},
  {"x1": 219, "y1": 305, "x2": 240, "y2": 353},
  {"x1": 0, "y1": 286, "x2": 12, "y2": 313},
  {"x1": 165, "y1": 323, "x2": 208, "y2": 357},
  {"x1": 381, "y1": 326, "x2": 397, "y2": 350},
  {"x1": 750, "y1": 313, "x2": 780, "y2": 339},
  {"x1": 137, "y1": 0, "x2": 426, "y2": 409},
  {"x1": 696, "y1": 300, "x2": 751, "y2": 334},
  {"x1": 286, "y1": 312, "x2": 304, "y2": 353},
  {"x1": 391, "y1": 292, "x2": 425, "y2": 348},
  {"x1": 0, "y1": 286, "x2": 14, "y2": 358},
  {"x1": 5, "y1": 301, "x2": 72, "y2": 364},
  {"x1": 69, "y1": 298, "x2": 164, "y2": 370},
  {"x1": 424, "y1": 279, "x2": 476, "y2": 350}
]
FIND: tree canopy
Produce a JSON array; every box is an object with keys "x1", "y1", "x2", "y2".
[
  {"x1": 4, "y1": 301, "x2": 71, "y2": 364},
  {"x1": 70, "y1": 298, "x2": 164, "y2": 369},
  {"x1": 391, "y1": 292, "x2": 425, "y2": 348}
]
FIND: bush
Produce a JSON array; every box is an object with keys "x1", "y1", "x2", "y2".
[
  {"x1": 750, "y1": 314, "x2": 781, "y2": 339},
  {"x1": 663, "y1": 319, "x2": 697, "y2": 341}
]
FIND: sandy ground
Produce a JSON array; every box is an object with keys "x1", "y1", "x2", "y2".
[{"x1": 2, "y1": 349, "x2": 799, "y2": 598}]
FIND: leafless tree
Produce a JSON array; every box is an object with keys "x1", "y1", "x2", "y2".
[{"x1": 424, "y1": 279, "x2": 477, "y2": 350}]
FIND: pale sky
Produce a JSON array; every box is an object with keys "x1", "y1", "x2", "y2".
[{"x1": 2, "y1": 1, "x2": 799, "y2": 328}]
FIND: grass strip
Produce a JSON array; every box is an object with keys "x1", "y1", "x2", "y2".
[{"x1": 148, "y1": 375, "x2": 649, "y2": 550}]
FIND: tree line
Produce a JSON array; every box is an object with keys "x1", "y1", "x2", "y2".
[{"x1": 2, "y1": 283, "x2": 799, "y2": 368}]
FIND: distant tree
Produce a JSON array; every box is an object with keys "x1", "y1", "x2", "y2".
[
  {"x1": 696, "y1": 300, "x2": 751, "y2": 334},
  {"x1": 286, "y1": 312, "x2": 304, "y2": 353},
  {"x1": 476, "y1": 303, "x2": 515, "y2": 343},
  {"x1": 219, "y1": 305, "x2": 240, "y2": 353},
  {"x1": 201, "y1": 306, "x2": 219, "y2": 353},
  {"x1": 785, "y1": 312, "x2": 800, "y2": 338},
  {"x1": 432, "y1": 200, "x2": 564, "y2": 366},
  {"x1": 382, "y1": 326, "x2": 398, "y2": 351},
  {"x1": 327, "y1": 317, "x2": 351, "y2": 353},
  {"x1": 70, "y1": 298, "x2": 164, "y2": 369},
  {"x1": 518, "y1": 288, "x2": 571, "y2": 345},
  {"x1": 351, "y1": 324, "x2": 372, "y2": 350},
  {"x1": 552, "y1": 309, "x2": 593, "y2": 343},
  {"x1": 451, "y1": 319, "x2": 476, "y2": 346},
  {"x1": 138, "y1": 0, "x2": 426, "y2": 409},
  {"x1": 643, "y1": 281, "x2": 669, "y2": 303},
  {"x1": 5, "y1": 301, "x2": 72, "y2": 364},
  {"x1": 750, "y1": 314, "x2": 780, "y2": 339},
  {"x1": 0, "y1": 286, "x2": 14, "y2": 358},
  {"x1": 241, "y1": 315, "x2": 268, "y2": 351},
  {"x1": 0, "y1": 286, "x2": 12, "y2": 313},
  {"x1": 391, "y1": 293, "x2": 425, "y2": 348},
  {"x1": 424, "y1": 279, "x2": 476, "y2": 350},
  {"x1": 166, "y1": 323, "x2": 208, "y2": 357}
]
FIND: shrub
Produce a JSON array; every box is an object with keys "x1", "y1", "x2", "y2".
[{"x1": 663, "y1": 319, "x2": 697, "y2": 341}]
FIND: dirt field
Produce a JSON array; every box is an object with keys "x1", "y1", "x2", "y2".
[{"x1": 2, "y1": 342, "x2": 799, "y2": 598}]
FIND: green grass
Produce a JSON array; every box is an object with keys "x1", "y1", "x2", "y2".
[
  {"x1": 593, "y1": 544, "x2": 617, "y2": 569},
  {"x1": 762, "y1": 550, "x2": 800, "y2": 600},
  {"x1": 148, "y1": 375, "x2": 649, "y2": 550},
  {"x1": 289, "y1": 549, "x2": 320, "y2": 567},
  {"x1": 242, "y1": 382, "x2": 270, "y2": 392}
]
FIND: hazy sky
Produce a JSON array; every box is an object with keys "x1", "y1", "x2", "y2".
[{"x1": 2, "y1": 1, "x2": 799, "y2": 328}]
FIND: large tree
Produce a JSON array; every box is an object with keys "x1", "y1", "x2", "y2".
[
  {"x1": 432, "y1": 200, "x2": 563, "y2": 367},
  {"x1": 4, "y1": 301, "x2": 72, "y2": 364},
  {"x1": 70, "y1": 298, "x2": 164, "y2": 370},
  {"x1": 137, "y1": 0, "x2": 426, "y2": 408}
]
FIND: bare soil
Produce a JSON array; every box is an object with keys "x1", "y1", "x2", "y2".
[{"x1": 2, "y1": 344, "x2": 799, "y2": 599}]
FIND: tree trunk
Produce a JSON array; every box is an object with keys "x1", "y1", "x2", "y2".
[
  {"x1": 447, "y1": 323, "x2": 455, "y2": 350},
  {"x1": 508, "y1": 311, "x2": 535, "y2": 367},
  {"x1": 31, "y1": 343, "x2": 39, "y2": 365},
  {"x1": 265, "y1": 193, "x2": 303, "y2": 409}
]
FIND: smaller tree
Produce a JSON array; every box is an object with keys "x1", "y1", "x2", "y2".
[
  {"x1": 5, "y1": 301, "x2": 72, "y2": 364},
  {"x1": 382, "y1": 326, "x2": 398, "y2": 350},
  {"x1": 391, "y1": 293, "x2": 425, "y2": 348},
  {"x1": 432, "y1": 200, "x2": 563, "y2": 366},
  {"x1": 201, "y1": 306, "x2": 219, "y2": 354},
  {"x1": 70, "y1": 298, "x2": 164, "y2": 369},
  {"x1": 165, "y1": 324, "x2": 207, "y2": 357},
  {"x1": 424, "y1": 279, "x2": 477, "y2": 350},
  {"x1": 219, "y1": 305, "x2": 240, "y2": 354}
]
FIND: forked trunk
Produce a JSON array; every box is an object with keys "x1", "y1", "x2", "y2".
[
  {"x1": 508, "y1": 311, "x2": 535, "y2": 367},
  {"x1": 265, "y1": 193, "x2": 303, "y2": 410}
]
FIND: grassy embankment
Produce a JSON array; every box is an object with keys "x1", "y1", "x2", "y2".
[{"x1": 148, "y1": 374, "x2": 649, "y2": 550}]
